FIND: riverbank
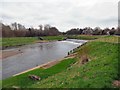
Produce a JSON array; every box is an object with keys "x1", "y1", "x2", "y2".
[
  {"x1": 0, "y1": 50, "x2": 22, "y2": 59},
  {"x1": 13, "y1": 55, "x2": 75, "y2": 77},
  {"x1": 2, "y1": 39, "x2": 84, "y2": 80},
  {"x1": 2, "y1": 58, "x2": 77, "y2": 88},
  {"x1": 1, "y1": 35, "x2": 105, "y2": 50},
  {"x1": 2, "y1": 36, "x2": 119, "y2": 88},
  {"x1": 30, "y1": 36, "x2": 119, "y2": 88},
  {"x1": 1, "y1": 36, "x2": 66, "y2": 50},
  {"x1": 1, "y1": 36, "x2": 64, "y2": 58},
  {"x1": 1, "y1": 40, "x2": 51, "y2": 59},
  {"x1": 1, "y1": 35, "x2": 91, "y2": 59}
]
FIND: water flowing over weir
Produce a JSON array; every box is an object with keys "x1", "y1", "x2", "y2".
[{"x1": 2, "y1": 39, "x2": 87, "y2": 79}]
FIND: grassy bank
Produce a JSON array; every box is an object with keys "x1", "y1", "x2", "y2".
[
  {"x1": 2, "y1": 36, "x2": 65, "y2": 48},
  {"x1": 30, "y1": 36, "x2": 119, "y2": 88},
  {"x1": 67, "y1": 35, "x2": 106, "y2": 40},
  {"x1": 2, "y1": 36, "x2": 119, "y2": 88},
  {"x1": 2, "y1": 58, "x2": 76, "y2": 88},
  {"x1": 2, "y1": 37, "x2": 38, "y2": 48},
  {"x1": 95, "y1": 35, "x2": 119, "y2": 43},
  {"x1": 2, "y1": 35, "x2": 106, "y2": 48},
  {"x1": 41, "y1": 35, "x2": 66, "y2": 41}
]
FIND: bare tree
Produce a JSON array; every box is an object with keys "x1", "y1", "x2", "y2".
[
  {"x1": 11, "y1": 22, "x2": 17, "y2": 30},
  {"x1": 2, "y1": 24, "x2": 14, "y2": 37},
  {"x1": 38, "y1": 24, "x2": 43, "y2": 31},
  {"x1": 18, "y1": 23, "x2": 26, "y2": 30},
  {"x1": 44, "y1": 24, "x2": 51, "y2": 31}
]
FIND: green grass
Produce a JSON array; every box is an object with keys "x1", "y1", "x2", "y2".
[
  {"x1": 2, "y1": 36, "x2": 119, "y2": 88},
  {"x1": 2, "y1": 37, "x2": 38, "y2": 48},
  {"x1": 95, "y1": 35, "x2": 119, "y2": 43},
  {"x1": 67, "y1": 35, "x2": 106, "y2": 40},
  {"x1": 42, "y1": 35, "x2": 66, "y2": 41},
  {"x1": 2, "y1": 58, "x2": 76, "y2": 88},
  {"x1": 0, "y1": 38, "x2": 2, "y2": 46},
  {"x1": 2, "y1": 36, "x2": 66, "y2": 48},
  {"x1": 29, "y1": 36, "x2": 119, "y2": 88},
  {"x1": 1, "y1": 35, "x2": 107, "y2": 48}
]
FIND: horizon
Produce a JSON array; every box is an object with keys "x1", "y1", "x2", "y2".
[{"x1": 0, "y1": 0, "x2": 119, "y2": 32}]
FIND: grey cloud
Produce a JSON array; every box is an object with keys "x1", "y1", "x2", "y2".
[
  {"x1": 1, "y1": 14, "x2": 13, "y2": 20},
  {"x1": 0, "y1": 0, "x2": 118, "y2": 31}
]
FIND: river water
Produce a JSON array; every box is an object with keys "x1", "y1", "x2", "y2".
[{"x1": 2, "y1": 39, "x2": 87, "y2": 79}]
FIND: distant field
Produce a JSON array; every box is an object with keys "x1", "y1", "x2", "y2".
[
  {"x1": 1, "y1": 35, "x2": 108, "y2": 48},
  {"x1": 2, "y1": 36, "x2": 119, "y2": 88},
  {"x1": 67, "y1": 35, "x2": 106, "y2": 40},
  {"x1": 42, "y1": 35, "x2": 66, "y2": 41},
  {"x1": 2, "y1": 37, "x2": 38, "y2": 48},
  {"x1": 2, "y1": 36, "x2": 65, "y2": 48}
]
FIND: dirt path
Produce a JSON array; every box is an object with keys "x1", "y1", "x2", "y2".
[{"x1": 0, "y1": 50, "x2": 22, "y2": 59}]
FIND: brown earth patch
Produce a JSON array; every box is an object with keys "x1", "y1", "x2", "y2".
[
  {"x1": 0, "y1": 50, "x2": 22, "y2": 59},
  {"x1": 34, "y1": 40, "x2": 49, "y2": 43},
  {"x1": 41, "y1": 60, "x2": 60, "y2": 69},
  {"x1": 112, "y1": 80, "x2": 120, "y2": 87},
  {"x1": 65, "y1": 53, "x2": 77, "y2": 58}
]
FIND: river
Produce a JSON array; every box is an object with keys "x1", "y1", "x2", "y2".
[{"x1": 2, "y1": 39, "x2": 87, "y2": 79}]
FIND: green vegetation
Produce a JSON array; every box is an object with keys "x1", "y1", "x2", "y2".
[
  {"x1": 30, "y1": 37, "x2": 119, "y2": 88},
  {"x1": 1, "y1": 35, "x2": 107, "y2": 48},
  {"x1": 2, "y1": 58, "x2": 76, "y2": 88},
  {"x1": 42, "y1": 35, "x2": 66, "y2": 41},
  {"x1": 2, "y1": 36, "x2": 119, "y2": 88},
  {"x1": 0, "y1": 38, "x2": 2, "y2": 46},
  {"x1": 95, "y1": 35, "x2": 119, "y2": 43},
  {"x1": 2, "y1": 36, "x2": 65, "y2": 48},
  {"x1": 2, "y1": 37, "x2": 38, "y2": 48},
  {"x1": 67, "y1": 35, "x2": 106, "y2": 40}
]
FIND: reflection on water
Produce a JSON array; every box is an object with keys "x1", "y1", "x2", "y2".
[{"x1": 2, "y1": 39, "x2": 87, "y2": 79}]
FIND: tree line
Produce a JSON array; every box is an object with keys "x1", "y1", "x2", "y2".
[
  {"x1": 65, "y1": 27, "x2": 120, "y2": 35},
  {"x1": 1, "y1": 22, "x2": 120, "y2": 37},
  {"x1": 1, "y1": 22, "x2": 61, "y2": 37}
]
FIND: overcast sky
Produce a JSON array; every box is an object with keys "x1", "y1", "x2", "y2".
[{"x1": 0, "y1": 0, "x2": 119, "y2": 31}]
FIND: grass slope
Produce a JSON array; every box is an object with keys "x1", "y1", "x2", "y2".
[
  {"x1": 30, "y1": 36, "x2": 119, "y2": 88},
  {"x1": 2, "y1": 37, "x2": 38, "y2": 48},
  {"x1": 2, "y1": 58, "x2": 76, "y2": 88},
  {"x1": 2, "y1": 36, "x2": 119, "y2": 88}
]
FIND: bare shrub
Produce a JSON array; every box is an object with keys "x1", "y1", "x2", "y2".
[
  {"x1": 77, "y1": 45, "x2": 90, "y2": 65},
  {"x1": 81, "y1": 55, "x2": 89, "y2": 64}
]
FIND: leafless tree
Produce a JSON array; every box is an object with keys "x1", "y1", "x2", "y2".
[{"x1": 11, "y1": 22, "x2": 17, "y2": 30}]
